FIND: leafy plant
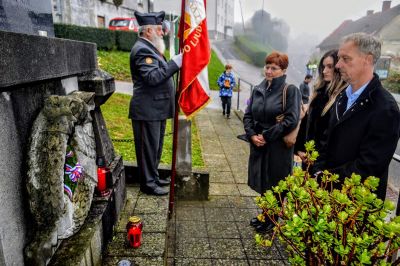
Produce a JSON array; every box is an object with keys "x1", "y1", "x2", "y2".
[
  {"x1": 113, "y1": 0, "x2": 123, "y2": 7},
  {"x1": 255, "y1": 140, "x2": 400, "y2": 265},
  {"x1": 383, "y1": 70, "x2": 400, "y2": 94}
]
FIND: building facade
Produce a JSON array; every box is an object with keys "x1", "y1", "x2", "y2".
[
  {"x1": 51, "y1": 0, "x2": 150, "y2": 28},
  {"x1": 152, "y1": 0, "x2": 235, "y2": 39},
  {"x1": 318, "y1": 1, "x2": 400, "y2": 57}
]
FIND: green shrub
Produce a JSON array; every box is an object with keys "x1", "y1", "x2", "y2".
[
  {"x1": 234, "y1": 35, "x2": 272, "y2": 67},
  {"x1": 255, "y1": 141, "x2": 400, "y2": 265},
  {"x1": 115, "y1": 31, "x2": 138, "y2": 51},
  {"x1": 54, "y1": 23, "x2": 116, "y2": 50},
  {"x1": 383, "y1": 70, "x2": 400, "y2": 94}
]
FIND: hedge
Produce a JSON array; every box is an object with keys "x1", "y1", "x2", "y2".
[
  {"x1": 116, "y1": 30, "x2": 138, "y2": 51},
  {"x1": 55, "y1": 23, "x2": 172, "y2": 52},
  {"x1": 54, "y1": 23, "x2": 116, "y2": 50},
  {"x1": 234, "y1": 35, "x2": 272, "y2": 67}
]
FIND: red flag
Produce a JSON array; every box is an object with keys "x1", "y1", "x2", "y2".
[{"x1": 178, "y1": 0, "x2": 211, "y2": 118}]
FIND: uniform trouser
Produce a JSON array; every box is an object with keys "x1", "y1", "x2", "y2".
[
  {"x1": 221, "y1": 96, "x2": 231, "y2": 115},
  {"x1": 132, "y1": 119, "x2": 166, "y2": 189}
]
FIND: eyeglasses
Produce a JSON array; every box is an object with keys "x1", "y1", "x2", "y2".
[{"x1": 264, "y1": 65, "x2": 281, "y2": 71}]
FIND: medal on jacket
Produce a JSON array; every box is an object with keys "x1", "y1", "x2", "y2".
[{"x1": 145, "y1": 57, "x2": 153, "y2": 64}]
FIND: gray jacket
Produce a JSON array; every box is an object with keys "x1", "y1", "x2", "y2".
[{"x1": 129, "y1": 38, "x2": 180, "y2": 120}]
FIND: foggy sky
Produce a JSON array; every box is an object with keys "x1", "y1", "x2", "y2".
[{"x1": 235, "y1": 0, "x2": 400, "y2": 41}]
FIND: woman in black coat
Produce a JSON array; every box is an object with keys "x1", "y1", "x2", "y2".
[
  {"x1": 244, "y1": 51, "x2": 301, "y2": 232},
  {"x1": 295, "y1": 49, "x2": 347, "y2": 159}
]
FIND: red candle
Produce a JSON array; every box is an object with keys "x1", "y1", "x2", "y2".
[
  {"x1": 126, "y1": 216, "x2": 143, "y2": 248},
  {"x1": 97, "y1": 167, "x2": 107, "y2": 192}
]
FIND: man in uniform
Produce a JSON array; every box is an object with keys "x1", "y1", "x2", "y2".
[{"x1": 129, "y1": 11, "x2": 182, "y2": 195}]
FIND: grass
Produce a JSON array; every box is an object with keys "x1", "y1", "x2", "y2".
[
  {"x1": 97, "y1": 50, "x2": 131, "y2": 81},
  {"x1": 97, "y1": 49, "x2": 225, "y2": 91},
  {"x1": 97, "y1": 47, "x2": 224, "y2": 167},
  {"x1": 100, "y1": 92, "x2": 204, "y2": 167},
  {"x1": 208, "y1": 49, "x2": 226, "y2": 91}
]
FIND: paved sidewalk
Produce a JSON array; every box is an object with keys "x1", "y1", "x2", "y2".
[
  {"x1": 102, "y1": 106, "x2": 289, "y2": 265},
  {"x1": 166, "y1": 108, "x2": 289, "y2": 265}
]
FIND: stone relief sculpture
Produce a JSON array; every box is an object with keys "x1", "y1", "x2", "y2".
[{"x1": 25, "y1": 91, "x2": 97, "y2": 265}]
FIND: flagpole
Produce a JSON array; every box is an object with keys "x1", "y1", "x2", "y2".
[{"x1": 168, "y1": 0, "x2": 185, "y2": 219}]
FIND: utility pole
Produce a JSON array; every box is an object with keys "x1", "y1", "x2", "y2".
[
  {"x1": 238, "y1": 0, "x2": 245, "y2": 33},
  {"x1": 261, "y1": 0, "x2": 265, "y2": 44}
]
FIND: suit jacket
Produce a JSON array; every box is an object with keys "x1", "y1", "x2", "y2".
[
  {"x1": 316, "y1": 74, "x2": 400, "y2": 199},
  {"x1": 129, "y1": 38, "x2": 180, "y2": 120}
]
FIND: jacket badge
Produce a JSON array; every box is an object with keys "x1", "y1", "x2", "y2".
[{"x1": 145, "y1": 57, "x2": 153, "y2": 64}]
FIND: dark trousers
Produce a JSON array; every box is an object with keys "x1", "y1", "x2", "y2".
[
  {"x1": 132, "y1": 120, "x2": 166, "y2": 189},
  {"x1": 221, "y1": 96, "x2": 232, "y2": 115}
]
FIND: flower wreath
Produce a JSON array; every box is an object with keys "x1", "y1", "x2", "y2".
[{"x1": 63, "y1": 145, "x2": 84, "y2": 201}]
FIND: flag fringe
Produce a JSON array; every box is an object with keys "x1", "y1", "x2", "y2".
[{"x1": 184, "y1": 96, "x2": 211, "y2": 120}]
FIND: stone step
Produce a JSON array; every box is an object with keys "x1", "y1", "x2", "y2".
[{"x1": 102, "y1": 186, "x2": 170, "y2": 266}]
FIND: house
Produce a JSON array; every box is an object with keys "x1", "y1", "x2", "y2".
[
  {"x1": 51, "y1": 0, "x2": 149, "y2": 28},
  {"x1": 318, "y1": 1, "x2": 400, "y2": 57}
]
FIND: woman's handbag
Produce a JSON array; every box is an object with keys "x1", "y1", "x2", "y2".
[{"x1": 276, "y1": 84, "x2": 304, "y2": 148}]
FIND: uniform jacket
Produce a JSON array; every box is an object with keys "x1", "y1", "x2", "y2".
[
  {"x1": 217, "y1": 71, "x2": 236, "y2": 97},
  {"x1": 316, "y1": 74, "x2": 400, "y2": 199},
  {"x1": 129, "y1": 38, "x2": 180, "y2": 121}
]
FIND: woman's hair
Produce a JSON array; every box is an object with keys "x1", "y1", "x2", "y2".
[
  {"x1": 265, "y1": 51, "x2": 289, "y2": 70},
  {"x1": 312, "y1": 49, "x2": 347, "y2": 116}
]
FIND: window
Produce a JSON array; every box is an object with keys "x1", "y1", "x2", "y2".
[{"x1": 97, "y1": 16, "x2": 105, "y2": 28}]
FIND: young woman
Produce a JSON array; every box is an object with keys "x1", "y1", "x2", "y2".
[
  {"x1": 244, "y1": 51, "x2": 301, "y2": 232},
  {"x1": 295, "y1": 49, "x2": 347, "y2": 159}
]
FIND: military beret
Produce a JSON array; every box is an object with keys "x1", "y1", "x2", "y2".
[{"x1": 134, "y1": 11, "x2": 165, "y2": 26}]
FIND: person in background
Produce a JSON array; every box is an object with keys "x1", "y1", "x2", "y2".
[
  {"x1": 295, "y1": 49, "x2": 347, "y2": 158},
  {"x1": 217, "y1": 64, "x2": 236, "y2": 119},
  {"x1": 243, "y1": 51, "x2": 301, "y2": 232},
  {"x1": 129, "y1": 11, "x2": 183, "y2": 196},
  {"x1": 315, "y1": 33, "x2": 400, "y2": 200},
  {"x1": 299, "y1": 74, "x2": 312, "y2": 104}
]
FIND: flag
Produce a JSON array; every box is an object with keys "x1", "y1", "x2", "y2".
[{"x1": 178, "y1": 0, "x2": 211, "y2": 118}]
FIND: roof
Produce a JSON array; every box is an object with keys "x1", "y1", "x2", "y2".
[{"x1": 318, "y1": 3, "x2": 400, "y2": 49}]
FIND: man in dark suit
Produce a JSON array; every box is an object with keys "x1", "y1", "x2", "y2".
[
  {"x1": 315, "y1": 32, "x2": 400, "y2": 200},
  {"x1": 129, "y1": 11, "x2": 182, "y2": 195}
]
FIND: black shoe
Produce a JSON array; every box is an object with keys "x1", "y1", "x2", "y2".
[
  {"x1": 227, "y1": 114, "x2": 230, "y2": 119},
  {"x1": 141, "y1": 186, "x2": 169, "y2": 196},
  {"x1": 222, "y1": 112, "x2": 225, "y2": 116},
  {"x1": 255, "y1": 221, "x2": 275, "y2": 233},
  {"x1": 250, "y1": 217, "x2": 262, "y2": 227},
  {"x1": 156, "y1": 178, "x2": 171, "y2": 186}
]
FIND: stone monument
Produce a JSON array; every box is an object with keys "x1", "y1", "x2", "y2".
[{"x1": 0, "y1": 0, "x2": 125, "y2": 265}]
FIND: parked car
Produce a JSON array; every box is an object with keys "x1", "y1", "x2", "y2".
[{"x1": 109, "y1": 18, "x2": 139, "y2": 32}]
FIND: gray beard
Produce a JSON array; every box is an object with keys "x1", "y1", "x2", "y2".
[{"x1": 154, "y1": 36, "x2": 166, "y2": 55}]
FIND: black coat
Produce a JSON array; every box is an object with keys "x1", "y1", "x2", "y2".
[
  {"x1": 295, "y1": 85, "x2": 330, "y2": 153},
  {"x1": 316, "y1": 74, "x2": 400, "y2": 199},
  {"x1": 129, "y1": 38, "x2": 180, "y2": 121},
  {"x1": 244, "y1": 75, "x2": 301, "y2": 194}
]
